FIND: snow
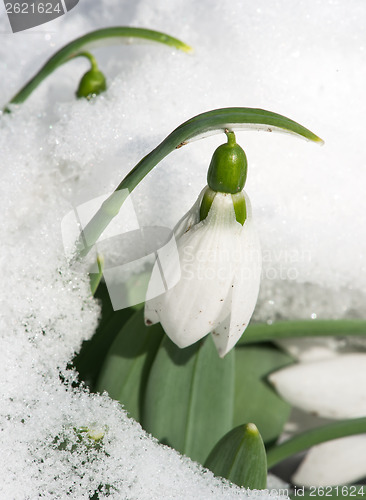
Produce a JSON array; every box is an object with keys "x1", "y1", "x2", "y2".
[{"x1": 0, "y1": 0, "x2": 365, "y2": 498}]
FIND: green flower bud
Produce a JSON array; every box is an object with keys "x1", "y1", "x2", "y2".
[
  {"x1": 76, "y1": 68, "x2": 106, "y2": 99},
  {"x1": 207, "y1": 131, "x2": 247, "y2": 194},
  {"x1": 75, "y1": 53, "x2": 106, "y2": 99}
]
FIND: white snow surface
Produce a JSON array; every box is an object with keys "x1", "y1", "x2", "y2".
[{"x1": 0, "y1": 0, "x2": 365, "y2": 498}]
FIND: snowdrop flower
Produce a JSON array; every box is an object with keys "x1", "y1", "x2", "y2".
[
  {"x1": 269, "y1": 351, "x2": 366, "y2": 419},
  {"x1": 292, "y1": 434, "x2": 366, "y2": 487},
  {"x1": 269, "y1": 352, "x2": 366, "y2": 485},
  {"x1": 145, "y1": 132, "x2": 261, "y2": 357}
]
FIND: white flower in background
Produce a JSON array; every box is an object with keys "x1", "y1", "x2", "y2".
[
  {"x1": 292, "y1": 434, "x2": 366, "y2": 487},
  {"x1": 269, "y1": 352, "x2": 366, "y2": 486},
  {"x1": 269, "y1": 352, "x2": 366, "y2": 419},
  {"x1": 145, "y1": 132, "x2": 262, "y2": 357}
]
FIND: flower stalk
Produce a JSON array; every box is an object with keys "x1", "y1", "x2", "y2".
[
  {"x1": 75, "y1": 107, "x2": 323, "y2": 258},
  {"x1": 4, "y1": 27, "x2": 192, "y2": 110}
]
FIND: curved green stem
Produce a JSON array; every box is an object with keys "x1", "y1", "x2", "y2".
[
  {"x1": 76, "y1": 107, "x2": 323, "y2": 258},
  {"x1": 6, "y1": 27, "x2": 192, "y2": 107},
  {"x1": 225, "y1": 130, "x2": 236, "y2": 145},
  {"x1": 239, "y1": 319, "x2": 366, "y2": 345},
  {"x1": 77, "y1": 51, "x2": 99, "y2": 72},
  {"x1": 267, "y1": 417, "x2": 366, "y2": 468}
]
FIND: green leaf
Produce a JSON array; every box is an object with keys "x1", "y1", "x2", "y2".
[
  {"x1": 234, "y1": 344, "x2": 294, "y2": 445},
  {"x1": 238, "y1": 319, "x2": 366, "y2": 345},
  {"x1": 6, "y1": 27, "x2": 192, "y2": 107},
  {"x1": 142, "y1": 335, "x2": 235, "y2": 464},
  {"x1": 204, "y1": 423, "x2": 267, "y2": 489},
  {"x1": 266, "y1": 417, "x2": 366, "y2": 469},
  {"x1": 73, "y1": 282, "x2": 134, "y2": 389},
  {"x1": 76, "y1": 107, "x2": 323, "y2": 257},
  {"x1": 96, "y1": 308, "x2": 164, "y2": 421}
]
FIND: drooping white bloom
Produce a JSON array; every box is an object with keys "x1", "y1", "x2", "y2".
[
  {"x1": 269, "y1": 353, "x2": 366, "y2": 485},
  {"x1": 292, "y1": 435, "x2": 366, "y2": 486},
  {"x1": 269, "y1": 353, "x2": 366, "y2": 418},
  {"x1": 144, "y1": 187, "x2": 261, "y2": 357}
]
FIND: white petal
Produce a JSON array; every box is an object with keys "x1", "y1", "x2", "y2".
[
  {"x1": 144, "y1": 188, "x2": 207, "y2": 325},
  {"x1": 173, "y1": 186, "x2": 207, "y2": 239},
  {"x1": 144, "y1": 234, "x2": 181, "y2": 302},
  {"x1": 292, "y1": 435, "x2": 366, "y2": 486},
  {"x1": 144, "y1": 300, "x2": 160, "y2": 325},
  {"x1": 146, "y1": 192, "x2": 242, "y2": 348},
  {"x1": 275, "y1": 337, "x2": 340, "y2": 363},
  {"x1": 269, "y1": 353, "x2": 366, "y2": 419},
  {"x1": 212, "y1": 192, "x2": 262, "y2": 357}
]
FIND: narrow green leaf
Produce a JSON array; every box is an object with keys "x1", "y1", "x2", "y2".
[
  {"x1": 77, "y1": 107, "x2": 323, "y2": 257},
  {"x1": 267, "y1": 417, "x2": 366, "y2": 469},
  {"x1": 239, "y1": 320, "x2": 366, "y2": 345},
  {"x1": 89, "y1": 254, "x2": 104, "y2": 296},
  {"x1": 234, "y1": 344, "x2": 294, "y2": 445},
  {"x1": 142, "y1": 335, "x2": 235, "y2": 464},
  {"x1": 6, "y1": 27, "x2": 192, "y2": 107},
  {"x1": 204, "y1": 423, "x2": 267, "y2": 489},
  {"x1": 73, "y1": 282, "x2": 134, "y2": 389},
  {"x1": 96, "y1": 308, "x2": 164, "y2": 421}
]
